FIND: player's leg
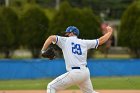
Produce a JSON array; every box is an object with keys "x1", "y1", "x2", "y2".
[
  {"x1": 47, "y1": 69, "x2": 87, "y2": 93},
  {"x1": 77, "y1": 68, "x2": 99, "y2": 93},
  {"x1": 47, "y1": 72, "x2": 73, "y2": 93},
  {"x1": 78, "y1": 78, "x2": 99, "y2": 93}
]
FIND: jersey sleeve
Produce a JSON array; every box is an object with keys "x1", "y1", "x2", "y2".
[
  {"x1": 55, "y1": 36, "x2": 67, "y2": 49},
  {"x1": 84, "y1": 39, "x2": 99, "y2": 49}
]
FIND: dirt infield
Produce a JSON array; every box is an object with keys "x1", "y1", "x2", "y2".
[{"x1": 0, "y1": 90, "x2": 140, "y2": 93}]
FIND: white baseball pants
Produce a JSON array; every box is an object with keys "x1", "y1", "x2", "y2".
[{"x1": 47, "y1": 67, "x2": 97, "y2": 93}]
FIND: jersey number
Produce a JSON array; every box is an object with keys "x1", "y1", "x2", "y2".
[{"x1": 71, "y1": 42, "x2": 82, "y2": 55}]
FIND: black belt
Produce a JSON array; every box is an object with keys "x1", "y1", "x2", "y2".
[
  {"x1": 72, "y1": 67, "x2": 80, "y2": 69},
  {"x1": 71, "y1": 65, "x2": 87, "y2": 69}
]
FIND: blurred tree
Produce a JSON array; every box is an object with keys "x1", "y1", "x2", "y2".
[
  {"x1": 119, "y1": 1, "x2": 140, "y2": 58},
  {"x1": 10, "y1": 0, "x2": 37, "y2": 8},
  {"x1": 20, "y1": 6, "x2": 49, "y2": 58},
  {"x1": 0, "y1": 7, "x2": 19, "y2": 58},
  {"x1": 0, "y1": 0, "x2": 5, "y2": 6},
  {"x1": 10, "y1": 0, "x2": 26, "y2": 7},
  {"x1": 79, "y1": 8, "x2": 101, "y2": 39},
  {"x1": 49, "y1": 1, "x2": 101, "y2": 39},
  {"x1": 35, "y1": 0, "x2": 54, "y2": 7},
  {"x1": 63, "y1": 0, "x2": 133, "y2": 19},
  {"x1": 13, "y1": 0, "x2": 133, "y2": 19},
  {"x1": 9, "y1": 0, "x2": 133, "y2": 19},
  {"x1": 49, "y1": 1, "x2": 80, "y2": 35}
]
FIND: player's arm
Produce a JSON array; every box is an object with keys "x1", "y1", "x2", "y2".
[
  {"x1": 98, "y1": 26, "x2": 113, "y2": 45},
  {"x1": 41, "y1": 35, "x2": 57, "y2": 51}
]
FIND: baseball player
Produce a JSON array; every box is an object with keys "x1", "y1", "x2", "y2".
[{"x1": 41, "y1": 25, "x2": 113, "y2": 93}]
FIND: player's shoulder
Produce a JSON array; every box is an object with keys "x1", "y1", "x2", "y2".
[
  {"x1": 78, "y1": 38, "x2": 87, "y2": 42},
  {"x1": 57, "y1": 35, "x2": 66, "y2": 38},
  {"x1": 80, "y1": 38, "x2": 97, "y2": 44},
  {"x1": 57, "y1": 35, "x2": 68, "y2": 39},
  {"x1": 56, "y1": 35, "x2": 69, "y2": 42}
]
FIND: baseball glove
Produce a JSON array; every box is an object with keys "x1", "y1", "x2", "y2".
[{"x1": 41, "y1": 47, "x2": 55, "y2": 60}]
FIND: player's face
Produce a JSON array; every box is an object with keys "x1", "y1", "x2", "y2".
[
  {"x1": 65, "y1": 32, "x2": 71, "y2": 37},
  {"x1": 65, "y1": 32, "x2": 75, "y2": 37}
]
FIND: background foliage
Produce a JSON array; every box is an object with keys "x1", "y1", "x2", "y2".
[
  {"x1": 0, "y1": 0, "x2": 138, "y2": 58},
  {"x1": 49, "y1": 1, "x2": 101, "y2": 39},
  {"x1": 0, "y1": 7, "x2": 19, "y2": 58},
  {"x1": 119, "y1": 1, "x2": 140, "y2": 58},
  {"x1": 20, "y1": 6, "x2": 49, "y2": 58}
]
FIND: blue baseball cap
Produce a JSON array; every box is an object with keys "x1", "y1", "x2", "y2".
[{"x1": 65, "y1": 26, "x2": 79, "y2": 36}]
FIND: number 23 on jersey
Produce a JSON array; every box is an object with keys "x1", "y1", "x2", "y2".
[{"x1": 71, "y1": 42, "x2": 82, "y2": 55}]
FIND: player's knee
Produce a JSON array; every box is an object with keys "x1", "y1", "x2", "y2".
[{"x1": 47, "y1": 82, "x2": 56, "y2": 93}]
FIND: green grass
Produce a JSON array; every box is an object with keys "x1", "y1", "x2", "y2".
[
  {"x1": 92, "y1": 76, "x2": 140, "y2": 89},
  {"x1": 0, "y1": 78, "x2": 51, "y2": 90},
  {"x1": 0, "y1": 76, "x2": 140, "y2": 90}
]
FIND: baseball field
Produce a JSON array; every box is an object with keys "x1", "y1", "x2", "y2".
[{"x1": 0, "y1": 76, "x2": 140, "y2": 93}]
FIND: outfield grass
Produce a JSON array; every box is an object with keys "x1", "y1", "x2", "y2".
[
  {"x1": 92, "y1": 76, "x2": 140, "y2": 89},
  {"x1": 0, "y1": 76, "x2": 140, "y2": 90}
]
